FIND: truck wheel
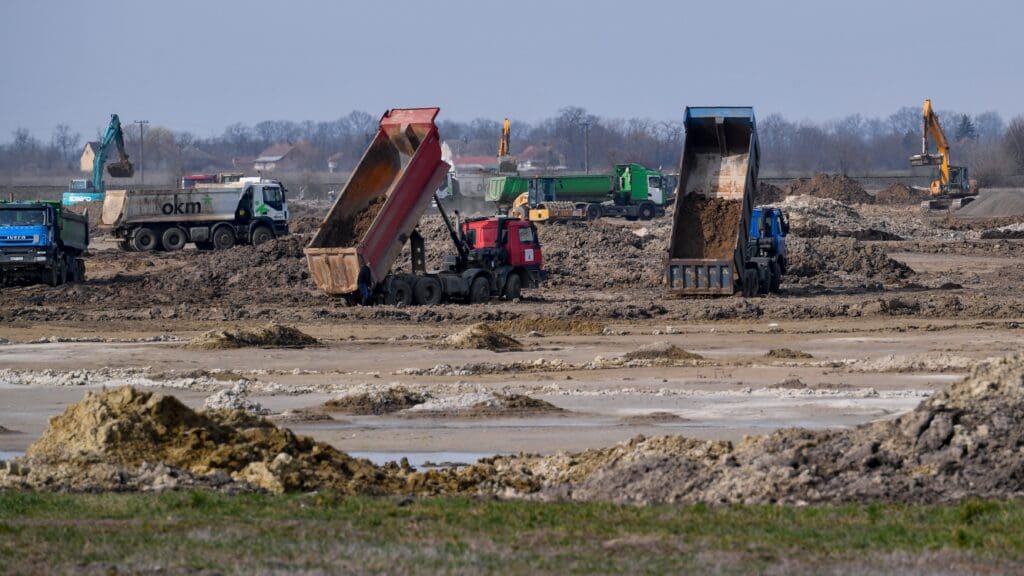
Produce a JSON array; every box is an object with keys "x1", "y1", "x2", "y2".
[
  {"x1": 117, "y1": 239, "x2": 133, "y2": 252},
  {"x1": 161, "y1": 227, "x2": 187, "y2": 252},
  {"x1": 503, "y1": 274, "x2": 522, "y2": 300},
  {"x1": 469, "y1": 276, "x2": 491, "y2": 304},
  {"x1": 385, "y1": 278, "x2": 413, "y2": 306},
  {"x1": 74, "y1": 259, "x2": 86, "y2": 283},
  {"x1": 413, "y1": 277, "x2": 443, "y2": 306},
  {"x1": 212, "y1": 226, "x2": 236, "y2": 250},
  {"x1": 585, "y1": 204, "x2": 601, "y2": 221},
  {"x1": 741, "y1": 269, "x2": 758, "y2": 298},
  {"x1": 251, "y1": 226, "x2": 274, "y2": 246},
  {"x1": 131, "y1": 227, "x2": 158, "y2": 252},
  {"x1": 639, "y1": 203, "x2": 655, "y2": 220}
]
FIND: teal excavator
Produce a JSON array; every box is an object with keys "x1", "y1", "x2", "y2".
[{"x1": 62, "y1": 114, "x2": 134, "y2": 205}]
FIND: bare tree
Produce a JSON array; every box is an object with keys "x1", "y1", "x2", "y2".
[{"x1": 51, "y1": 123, "x2": 81, "y2": 169}]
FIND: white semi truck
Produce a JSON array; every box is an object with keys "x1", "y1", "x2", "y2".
[{"x1": 101, "y1": 180, "x2": 289, "y2": 251}]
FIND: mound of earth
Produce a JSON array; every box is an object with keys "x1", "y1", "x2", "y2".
[
  {"x1": 980, "y1": 222, "x2": 1024, "y2": 240},
  {"x1": 620, "y1": 412, "x2": 687, "y2": 425},
  {"x1": 623, "y1": 342, "x2": 702, "y2": 361},
  {"x1": 404, "y1": 392, "x2": 564, "y2": 418},
  {"x1": 484, "y1": 354, "x2": 1024, "y2": 504},
  {"x1": 323, "y1": 387, "x2": 430, "y2": 415},
  {"x1": 312, "y1": 195, "x2": 386, "y2": 247},
  {"x1": 787, "y1": 237, "x2": 914, "y2": 283},
  {"x1": 670, "y1": 196, "x2": 743, "y2": 260},
  {"x1": 439, "y1": 323, "x2": 522, "y2": 351},
  {"x1": 203, "y1": 384, "x2": 271, "y2": 415},
  {"x1": 957, "y1": 189, "x2": 1024, "y2": 218},
  {"x1": 187, "y1": 323, "x2": 318, "y2": 350},
  {"x1": 754, "y1": 181, "x2": 786, "y2": 204},
  {"x1": 765, "y1": 348, "x2": 813, "y2": 359},
  {"x1": 0, "y1": 425, "x2": 13, "y2": 434},
  {"x1": 3, "y1": 387, "x2": 399, "y2": 493},
  {"x1": 492, "y1": 316, "x2": 605, "y2": 336},
  {"x1": 788, "y1": 174, "x2": 873, "y2": 204},
  {"x1": 874, "y1": 183, "x2": 929, "y2": 205}
]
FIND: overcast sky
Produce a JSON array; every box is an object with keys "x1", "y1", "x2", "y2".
[{"x1": 1, "y1": 0, "x2": 1021, "y2": 141}]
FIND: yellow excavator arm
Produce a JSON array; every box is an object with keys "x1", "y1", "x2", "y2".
[
  {"x1": 916, "y1": 99, "x2": 950, "y2": 189},
  {"x1": 498, "y1": 118, "x2": 510, "y2": 158}
]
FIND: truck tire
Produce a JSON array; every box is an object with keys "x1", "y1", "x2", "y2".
[
  {"x1": 251, "y1": 225, "x2": 274, "y2": 246},
  {"x1": 131, "y1": 227, "x2": 158, "y2": 252},
  {"x1": 469, "y1": 276, "x2": 490, "y2": 304},
  {"x1": 741, "y1": 269, "x2": 758, "y2": 298},
  {"x1": 413, "y1": 277, "x2": 443, "y2": 306},
  {"x1": 638, "y1": 202, "x2": 655, "y2": 220},
  {"x1": 73, "y1": 259, "x2": 86, "y2": 283},
  {"x1": 117, "y1": 239, "x2": 133, "y2": 252},
  {"x1": 585, "y1": 204, "x2": 601, "y2": 221},
  {"x1": 385, "y1": 278, "x2": 413, "y2": 306},
  {"x1": 212, "y1": 226, "x2": 236, "y2": 250},
  {"x1": 161, "y1": 227, "x2": 187, "y2": 252},
  {"x1": 503, "y1": 273, "x2": 522, "y2": 300}
]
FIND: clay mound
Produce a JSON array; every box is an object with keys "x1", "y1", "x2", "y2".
[
  {"x1": 509, "y1": 354, "x2": 1024, "y2": 504},
  {"x1": 765, "y1": 348, "x2": 813, "y2": 359},
  {"x1": 323, "y1": 387, "x2": 430, "y2": 415},
  {"x1": 439, "y1": 323, "x2": 523, "y2": 351},
  {"x1": 187, "y1": 323, "x2": 319, "y2": 350},
  {"x1": 754, "y1": 181, "x2": 786, "y2": 204},
  {"x1": 787, "y1": 237, "x2": 913, "y2": 283},
  {"x1": 788, "y1": 174, "x2": 873, "y2": 204},
  {"x1": 620, "y1": 412, "x2": 687, "y2": 425},
  {"x1": 404, "y1": 392, "x2": 565, "y2": 418},
  {"x1": 492, "y1": 316, "x2": 606, "y2": 336},
  {"x1": 874, "y1": 183, "x2": 929, "y2": 205},
  {"x1": 20, "y1": 387, "x2": 396, "y2": 493},
  {"x1": 622, "y1": 341, "x2": 702, "y2": 362}
]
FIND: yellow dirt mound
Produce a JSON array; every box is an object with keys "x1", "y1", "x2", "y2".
[
  {"x1": 25, "y1": 387, "x2": 397, "y2": 494},
  {"x1": 623, "y1": 342, "x2": 702, "y2": 361},
  {"x1": 765, "y1": 348, "x2": 814, "y2": 359},
  {"x1": 439, "y1": 323, "x2": 522, "y2": 352},
  {"x1": 187, "y1": 323, "x2": 319, "y2": 350},
  {"x1": 492, "y1": 316, "x2": 606, "y2": 336}
]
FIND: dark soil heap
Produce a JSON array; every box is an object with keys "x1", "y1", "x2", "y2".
[
  {"x1": 187, "y1": 323, "x2": 319, "y2": 350},
  {"x1": 754, "y1": 182, "x2": 786, "y2": 204},
  {"x1": 787, "y1": 237, "x2": 914, "y2": 283},
  {"x1": 874, "y1": 183, "x2": 929, "y2": 205},
  {"x1": 670, "y1": 196, "x2": 743, "y2": 260},
  {"x1": 314, "y1": 195, "x2": 386, "y2": 247},
  {"x1": 788, "y1": 174, "x2": 873, "y2": 204},
  {"x1": 765, "y1": 348, "x2": 813, "y2": 359},
  {"x1": 323, "y1": 387, "x2": 429, "y2": 415}
]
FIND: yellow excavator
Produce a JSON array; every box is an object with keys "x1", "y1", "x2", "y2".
[
  {"x1": 910, "y1": 99, "x2": 978, "y2": 209},
  {"x1": 497, "y1": 118, "x2": 517, "y2": 174}
]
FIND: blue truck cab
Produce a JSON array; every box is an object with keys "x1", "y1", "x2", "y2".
[
  {"x1": 747, "y1": 206, "x2": 789, "y2": 293},
  {"x1": 0, "y1": 201, "x2": 88, "y2": 286}
]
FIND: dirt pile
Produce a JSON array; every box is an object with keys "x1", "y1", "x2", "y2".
[
  {"x1": 323, "y1": 386, "x2": 430, "y2": 415},
  {"x1": 957, "y1": 189, "x2": 1024, "y2": 218},
  {"x1": 874, "y1": 183, "x2": 929, "y2": 205},
  {"x1": 623, "y1": 342, "x2": 702, "y2": 361},
  {"x1": 765, "y1": 348, "x2": 813, "y2": 359},
  {"x1": 203, "y1": 384, "x2": 271, "y2": 415},
  {"x1": 492, "y1": 316, "x2": 606, "y2": 336},
  {"x1": 439, "y1": 323, "x2": 523, "y2": 351},
  {"x1": 980, "y1": 222, "x2": 1024, "y2": 240},
  {"x1": 787, "y1": 237, "x2": 914, "y2": 284},
  {"x1": 2, "y1": 387, "x2": 400, "y2": 493},
  {"x1": 670, "y1": 196, "x2": 743, "y2": 259},
  {"x1": 754, "y1": 181, "x2": 786, "y2": 204},
  {"x1": 314, "y1": 195, "x2": 386, "y2": 247},
  {"x1": 404, "y1": 392, "x2": 565, "y2": 418},
  {"x1": 787, "y1": 174, "x2": 873, "y2": 204},
  {"x1": 0, "y1": 425, "x2": 13, "y2": 434},
  {"x1": 483, "y1": 354, "x2": 1024, "y2": 504},
  {"x1": 620, "y1": 412, "x2": 687, "y2": 425},
  {"x1": 187, "y1": 323, "x2": 318, "y2": 350},
  {"x1": 537, "y1": 220, "x2": 666, "y2": 290}
]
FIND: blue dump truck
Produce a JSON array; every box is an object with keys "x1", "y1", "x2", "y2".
[
  {"x1": 0, "y1": 201, "x2": 88, "y2": 286},
  {"x1": 666, "y1": 107, "x2": 787, "y2": 297}
]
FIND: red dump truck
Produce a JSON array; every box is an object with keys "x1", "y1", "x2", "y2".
[{"x1": 304, "y1": 108, "x2": 545, "y2": 305}]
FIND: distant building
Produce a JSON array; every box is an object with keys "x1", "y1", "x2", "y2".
[
  {"x1": 79, "y1": 141, "x2": 102, "y2": 173},
  {"x1": 452, "y1": 155, "x2": 498, "y2": 171},
  {"x1": 516, "y1": 145, "x2": 566, "y2": 171},
  {"x1": 254, "y1": 143, "x2": 304, "y2": 172}
]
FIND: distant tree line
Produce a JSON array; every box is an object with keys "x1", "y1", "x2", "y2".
[{"x1": 2, "y1": 106, "x2": 1023, "y2": 186}]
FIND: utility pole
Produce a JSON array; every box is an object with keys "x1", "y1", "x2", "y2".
[
  {"x1": 134, "y1": 120, "x2": 149, "y2": 186},
  {"x1": 581, "y1": 120, "x2": 591, "y2": 174}
]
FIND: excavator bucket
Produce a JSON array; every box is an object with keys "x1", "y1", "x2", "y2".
[
  {"x1": 305, "y1": 108, "x2": 449, "y2": 296},
  {"x1": 106, "y1": 159, "x2": 134, "y2": 178}
]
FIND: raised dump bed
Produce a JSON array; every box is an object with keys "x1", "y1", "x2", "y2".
[
  {"x1": 666, "y1": 107, "x2": 759, "y2": 296},
  {"x1": 305, "y1": 108, "x2": 450, "y2": 295}
]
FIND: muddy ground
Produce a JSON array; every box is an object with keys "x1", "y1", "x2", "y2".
[{"x1": 2, "y1": 184, "x2": 1024, "y2": 502}]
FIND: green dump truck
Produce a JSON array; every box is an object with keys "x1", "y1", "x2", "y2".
[{"x1": 498, "y1": 164, "x2": 665, "y2": 222}]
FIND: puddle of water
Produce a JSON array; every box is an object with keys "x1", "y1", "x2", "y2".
[
  {"x1": 0, "y1": 451, "x2": 24, "y2": 461},
  {"x1": 348, "y1": 451, "x2": 498, "y2": 468}
]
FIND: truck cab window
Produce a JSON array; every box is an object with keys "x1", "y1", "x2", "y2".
[
  {"x1": 262, "y1": 186, "x2": 284, "y2": 210},
  {"x1": 649, "y1": 176, "x2": 661, "y2": 189},
  {"x1": 517, "y1": 226, "x2": 535, "y2": 244}
]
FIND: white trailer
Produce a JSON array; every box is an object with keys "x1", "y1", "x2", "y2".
[{"x1": 101, "y1": 180, "x2": 289, "y2": 251}]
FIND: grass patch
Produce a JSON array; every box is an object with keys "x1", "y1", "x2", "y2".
[{"x1": 1, "y1": 492, "x2": 1023, "y2": 573}]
